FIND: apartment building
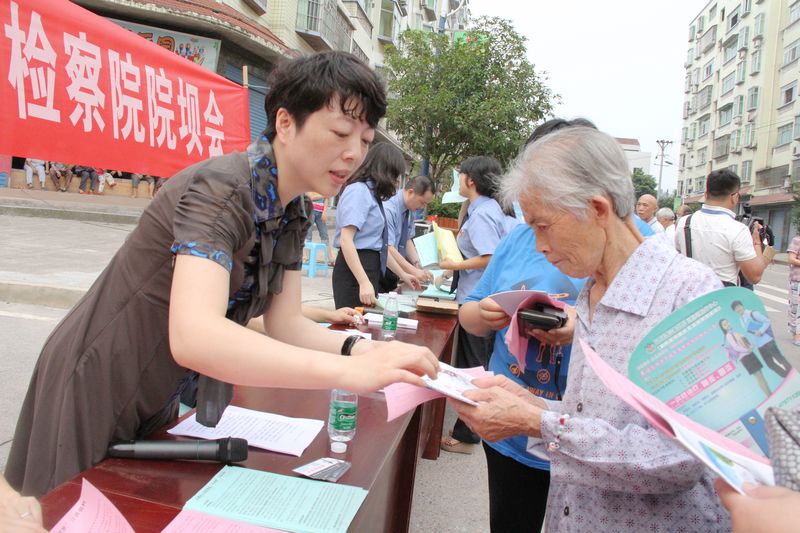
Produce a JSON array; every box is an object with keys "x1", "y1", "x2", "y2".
[
  {"x1": 615, "y1": 138, "x2": 653, "y2": 174},
  {"x1": 678, "y1": 0, "x2": 799, "y2": 249},
  {"x1": 71, "y1": 0, "x2": 468, "y2": 148}
]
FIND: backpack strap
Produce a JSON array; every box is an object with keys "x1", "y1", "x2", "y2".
[{"x1": 683, "y1": 214, "x2": 694, "y2": 258}]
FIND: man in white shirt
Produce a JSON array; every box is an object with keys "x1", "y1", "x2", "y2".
[
  {"x1": 635, "y1": 194, "x2": 664, "y2": 234},
  {"x1": 675, "y1": 169, "x2": 768, "y2": 286},
  {"x1": 656, "y1": 207, "x2": 676, "y2": 245}
]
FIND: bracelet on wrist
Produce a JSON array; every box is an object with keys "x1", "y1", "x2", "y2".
[{"x1": 340, "y1": 335, "x2": 363, "y2": 356}]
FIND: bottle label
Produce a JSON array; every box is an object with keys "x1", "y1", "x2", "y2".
[
  {"x1": 330, "y1": 401, "x2": 357, "y2": 431},
  {"x1": 382, "y1": 316, "x2": 398, "y2": 331}
]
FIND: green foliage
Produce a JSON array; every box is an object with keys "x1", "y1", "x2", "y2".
[
  {"x1": 384, "y1": 17, "x2": 555, "y2": 187},
  {"x1": 658, "y1": 192, "x2": 677, "y2": 209},
  {"x1": 632, "y1": 168, "x2": 657, "y2": 199},
  {"x1": 426, "y1": 194, "x2": 461, "y2": 219}
]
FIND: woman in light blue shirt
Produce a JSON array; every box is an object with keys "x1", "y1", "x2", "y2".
[
  {"x1": 333, "y1": 143, "x2": 406, "y2": 308},
  {"x1": 440, "y1": 155, "x2": 518, "y2": 453}
]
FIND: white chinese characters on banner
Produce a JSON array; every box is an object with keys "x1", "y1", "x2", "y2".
[
  {"x1": 203, "y1": 90, "x2": 225, "y2": 157},
  {"x1": 178, "y1": 78, "x2": 202, "y2": 156},
  {"x1": 64, "y1": 31, "x2": 106, "y2": 132},
  {"x1": 109, "y1": 49, "x2": 145, "y2": 142},
  {"x1": 4, "y1": 2, "x2": 60, "y2": 122},
  {"x1": 3, "y1": 1, "x2": 229, "y2": 157}
]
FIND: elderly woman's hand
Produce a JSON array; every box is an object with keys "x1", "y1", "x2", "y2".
[
  {"x1": 526, "y1": 304, "x2": 576, "y2": 347},
  {"x1": 0, "y1": 477, "x2": 45, "y2": 532},
  {"x1": 478, "y1": 297, "x2": 511, "y2": 331},
  {"x1": 450, "y1": 376, "x2": 546, "y2": 442}
]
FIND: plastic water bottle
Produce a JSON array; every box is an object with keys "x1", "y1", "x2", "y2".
[
  {"x1": 381, "y1": 291, "x2": 399, "y2": 340},
  {"x1": 328, "y1": 389, "x2": 357, "y2": 453}
]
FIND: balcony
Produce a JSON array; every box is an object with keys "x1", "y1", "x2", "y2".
[
  {"x1": 297, "y1": 0, "x2": 355, "y2": 52},
  {"x1": 422, "y1": 0, "x2": 437, "y2": 22},
  {"x1": 342, "y1": 0, "x2": 373, "y2": 35},
  {"x1": 756, "y1": 165, "x2": 790, "y2": 189}
]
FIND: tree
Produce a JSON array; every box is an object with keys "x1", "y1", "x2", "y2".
[
  {"x1": 632, "y1": 168, "x2": 657, "y2": 199},
  {"x1": 383, "y1": 17, "x2": 555, "y2": 186}
]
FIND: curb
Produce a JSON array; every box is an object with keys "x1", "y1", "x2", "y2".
[
  {"x1": 0, "y1": 281, "x2": 85, "y2": 310},
  {"x1": 0, "y1": 205, "x2": 140, "y2": 225}
]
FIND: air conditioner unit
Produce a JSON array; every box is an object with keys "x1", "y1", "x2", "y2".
[
  {"x1": 734, "y1": 115, "x2": 742, "y2": 125},
  {"x1": 692, "y1": 83, "x2": 699, "y2": 93},
  {"x1": 793, "y1": 145, "x2": 800, "y2": 158},
  {"x1": 686, "y1": 140, "x2": 694, "y2": 149},
  {"x1": 784, "y1": 178, "x2": 791, "y2": 188},
  {"x1": 731, "y1": 147, "x2": 742, "y2": 154},
  {"x1": 753, "y1": 37, "x2": 762, "y2": 48}
]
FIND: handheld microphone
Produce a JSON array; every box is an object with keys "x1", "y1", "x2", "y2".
[{"x1": 107, "y1": 437, "x2": 248, "y2": 463}]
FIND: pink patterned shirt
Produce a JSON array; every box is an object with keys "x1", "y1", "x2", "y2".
[
  {"x1": 789, "y1": 236, "x2": 800, "y2": 283},
  {"x1": 540, "y1": 237, "x2": 729, "y2": 532}
]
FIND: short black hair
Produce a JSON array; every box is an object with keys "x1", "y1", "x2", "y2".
[
  {"x1": 706, "y1": 169, "x2": 741, "y2": 199},
  {"x1": 459, "y1": 156, "x2": 502, "y2": 198},
  {"x1": 344, "y1": 142, "x2": 406, "y2": 201},
  {"x1": 731, "y1": 300, "x2": 744, "y2": 310},
  {"x1": 264, "y1": 51, "x2": 387, "y2": 142},
  {"x1": 525, "y1": 117, "x2": 597, "y2": 147},
  {"x1": 406, "y1": 175, "x2": 435, "y2": 196}
]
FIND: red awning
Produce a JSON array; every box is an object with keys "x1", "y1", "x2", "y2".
[{"x1": 747, "y1": 193, "x2": 795, "y2": 207}]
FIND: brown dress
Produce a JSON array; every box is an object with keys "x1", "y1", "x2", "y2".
[{"x1": 5, "y1": 143, "x2": 310, "y2": 497}]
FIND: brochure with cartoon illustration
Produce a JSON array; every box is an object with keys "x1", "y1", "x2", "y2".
[
  {"x1": 583, "y1": 339, "x2": 774, "y2": 494},
  {"x1": 626, "y1": 287, "x2": 799, "y2": 457}
]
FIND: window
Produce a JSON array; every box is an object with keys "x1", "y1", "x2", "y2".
[
  {"x1": 778, "y1": 123, "x2": 793, "y2": 146},
  {"x1": 713, "y1": 134, "x2": 731, "y2": 158},
  {"x1": 734, "y1": 95, "x2": 745, "y2": 116},
  {"x1": 724, "y1": 37, "x2": 738, "y2": 63},
  {"x1": 697, "y1": 15, "x2": 705, "y2": 33},
  {"x1": 781, "y1": 81, "x2": 797, "y2": 106},
  {"x1": 727, "y1": 5, "x2": 740, "y2": 32},
  {"x1": 709, "y1": 5, "x2": 717, "y2": 19},
  {"x1": 696, "y1": 177, "x2": 706, "y2": 192},
  {"x1": 679, "y1": 154, "x2": 686, "y2": 169},
  {"x1": 754, "y1": 13, "x2": 765, "y2": 37},
  {"x1": 378, "y1": 0, "x2": 396, "y2": 40},
  {"x1": 729, "y1": 130, "x2": 741, "y2": 151},
  {"x1": 698, "y1": 85, "x2": 714, "y2": 109},
  {"x1": 747, "y1": 86, "x2": 759, "y2": 110},
  {"x1": 784, "y1": 39, "x2": 800, "y2": 66},
  {"x1": 686, "y1": 48, "x2": 694, "y2": 66},
  {"x1": 698, "y1": 147, "x2": 708, "y2": 165},
  {"x1": 743, "y1": 0, "x2": 752, "y2": 15},
  {"x1": 750, "y1": 49, "x2": 761, "y2": 74},
  {"x1": 689, "y1": 25, "x2": 696, "y2": 41},
  {"x1": 792, "y1": 2, "x2": 800, "y2": 25},
  {"x1": 690, "y1": 122, "x2": 697, "y2": 139},
  {"x1": 721, "y1": 72, "x2": 736, "y2": 94},
  {"x1": 728, "y1": 164, "x2": 739, "y2": 175},
  {"x1": 744, "y1": 123, "x2": 756, "y2": 147},
  {"x1": 682, "y1": 126, "x2": 689, "y2": 142},
  {"x1": 738, "y1": 25, "x2": 749, "y2": 50},
  {"x1": 736, "y1": 61, "x2": 746, "y2": 83},
  {"x1": 702, "y1": 59, "x2": 714, "y2": 81},
  {"x1": 699, "y1": 115, "x2": 711, "y2": 137},
  {"x1": 795, "y1": 115, "x2": 800, "y2": 139},
  {"x1": 742, "y1": 160, "x2": 752, "y2": 181},
  {"x1": 719, "y1": 104, "x2": 734, "y2": 126}
]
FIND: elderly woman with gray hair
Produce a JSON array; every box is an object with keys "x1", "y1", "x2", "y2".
[{"x1": 452, "y1": 126, "x2": 729, "y2": 531}]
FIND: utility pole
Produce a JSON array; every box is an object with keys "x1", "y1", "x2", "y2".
[{"x1": 655, "y1": 139, "x2": 673, "y2": 197}]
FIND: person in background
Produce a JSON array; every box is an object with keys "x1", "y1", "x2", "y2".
[
  {"x1": 439, "y1": 155, "x2": 519, "y2": 454},
  {"x1": 95, "y1": 169, "x2": 118, "y2": 195},
  {"x1": 635, "y1": 193, "x2": 663, "y2": 234},
  {"x1": 716, "y1": 480, "x2": 800, "y2": 533},
  {"x1": 656, "y1": 206, "x2": 676, "y2": 245},
  {"x1": 130, "y1": 173, "x2": 155, "y2": 198},
  {"x1": 304, "y1": 191, "x2": 335, "y2": 266},
  {"x1": 677, "y1": 204, "x2": 693, "y2": 218},
  {"x1": 788, "y1": 231, "x2": 800, "y2": 346},
  {"x1": 332, "y1": 142, "x2": 420, "y2": 308},
  {"x1": 380, "y1": 175, "x2": 436, "y2": 292},
  {"x1": 6, "y1": 51, "x2": 439, "y2": 498},
  {"x1": 23, "y1": 159, "x2": 46, "y2": 190},
  {"x1": 452, "y1": 126, "x2": 728, "y2": 531},
  {"x1": 74, "y1": 165, "x2": 98, "y2": 195},
  {"x1": 456, "y1": 118, "x2": 589, "y2": 531},
  {"x1": 47, "y1": 162, "x2": 73, "y2": 192}
]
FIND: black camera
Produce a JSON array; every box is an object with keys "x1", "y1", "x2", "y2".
[
  {"x1": 737, "y1": 203, "x2": 771, "y2": 245},
  {"x1": 518, "y1": 303, "x2": 567, "y2": 332}
]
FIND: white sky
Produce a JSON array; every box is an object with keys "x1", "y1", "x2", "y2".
[{"x1": 468, "y1": 0, "x2": 706, "y2": 192}]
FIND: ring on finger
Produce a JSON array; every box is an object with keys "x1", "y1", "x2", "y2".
[{"x1": 20, "y1": 511, "x2": 31, "y2": 519}]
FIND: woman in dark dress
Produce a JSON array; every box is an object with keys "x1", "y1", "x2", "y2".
[{"x1": 5, "y1": 51, "x2": 439, "y2": 498}]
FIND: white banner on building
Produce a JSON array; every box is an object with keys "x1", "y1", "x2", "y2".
[{"x1": 108, "y1": 18, "x2": 221, "y2": 73}]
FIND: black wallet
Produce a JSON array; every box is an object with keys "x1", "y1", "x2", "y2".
[{"x1": 518, "y1": 304, "x2": 567, "y2": 332}]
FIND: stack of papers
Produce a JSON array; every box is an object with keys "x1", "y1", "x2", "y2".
[
  {"x1": 184, "y1": 466, "x2": 368, "y2": 533},
  {"x1": 169, "y1": 405, "x2": 323, "y2": 457}
]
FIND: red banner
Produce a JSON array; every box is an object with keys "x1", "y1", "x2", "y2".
[{"x1": 0, "y1": 0, "x2": 251, "y2": 178}]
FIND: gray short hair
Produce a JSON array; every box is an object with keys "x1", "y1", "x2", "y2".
[
  {"x1": 501, "y1": 127, "x2": 634, "y2": 220},
  {"x1": 656, "y1": 207, "x2": 675, "y2": 221}
]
